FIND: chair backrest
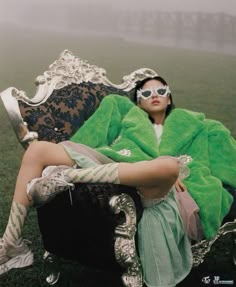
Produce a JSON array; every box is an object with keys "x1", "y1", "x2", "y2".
[{"x1": 0, "y1": 49, "x2": 158, "y2": 148}]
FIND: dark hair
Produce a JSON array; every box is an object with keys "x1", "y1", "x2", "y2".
[{"x1": 134, "y1": 76, "x2": 175, "y2": 117}]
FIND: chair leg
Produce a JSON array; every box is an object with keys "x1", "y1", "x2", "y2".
[
  {"x1": 43, "y1": 251, "x2": 61, "y2": 285},
  {"x1": 110, "y1": 194, "x2": 143, "y2": 287}
]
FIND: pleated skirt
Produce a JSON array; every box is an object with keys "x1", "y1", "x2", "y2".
[{"x1": 138, "y1": 189, "x2": 193, "y2": 287}]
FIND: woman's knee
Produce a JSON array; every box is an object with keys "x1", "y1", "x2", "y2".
[
  {"x1": 22, "y1": 141, "x2": 52, "y2": 164},
  {"x1": 154, "y1": 157, "x2": 180, "y2": 183},
  {"x1": 139, "y1": 158, "x2": 180, "y2": 198}
]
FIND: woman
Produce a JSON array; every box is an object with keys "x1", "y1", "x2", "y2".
[{"x1": 0, "y1": 76, "x2": 234, "y2": 286}]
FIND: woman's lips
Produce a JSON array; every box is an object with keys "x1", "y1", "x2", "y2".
[{"x1": 151, "y1": 100, "x2": 160, "y2": 104}]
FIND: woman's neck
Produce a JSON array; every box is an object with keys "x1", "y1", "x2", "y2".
[{"x1": 150, "y1": 113, "x2": 166, "y2": 125}]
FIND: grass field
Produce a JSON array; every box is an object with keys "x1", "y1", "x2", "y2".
[{"x1": 0, "y1": 26, "x2": 236, "y2": 286}]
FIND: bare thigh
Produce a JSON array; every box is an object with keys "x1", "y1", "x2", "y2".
[
  {"x1": 22, "y1": 141, "x2": 76, "y2": 168},
  {"x1": 118, "y1": 157, "x2": 179, "y2": 199}
]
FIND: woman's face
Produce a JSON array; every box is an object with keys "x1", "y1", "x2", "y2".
[{"x1": 137, "y1": 79, "x2": 171, "y2": 115}]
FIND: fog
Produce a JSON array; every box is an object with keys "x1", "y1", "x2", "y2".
[
  {"x1": 1, "y1": 0, "x2": 236, "y2": 54},
  {"x1": 1, "y1": 0, "x2": 236, "y2": 15},
  {"x1": 0, "y1": 0, "x2": 236, "y2": 90}
]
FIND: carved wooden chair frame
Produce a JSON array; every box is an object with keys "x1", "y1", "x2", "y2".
[{"x1": 1, "y1": 50, "x2": 236, "y2": 287}]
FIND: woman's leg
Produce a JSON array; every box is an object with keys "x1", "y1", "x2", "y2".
[
  {"x1": 118, "y1": 157, "x2": 180, "y2": 199},
  {"x1": 28, "y1": 155, "x2": 180, "y2": 206},
  {"x1": 13, "y1": 141, "x2": 75, "y2": 206},
  {"x1": 64, "y1": 156, "x2": 180, "y2": 199},
  {"x1": 0, "y1": 141, "x2": 75, "y2": 270}
]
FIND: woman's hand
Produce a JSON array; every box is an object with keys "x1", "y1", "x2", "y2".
[{"x1": 175, "y1": 178, "x2": 187, "y2": 192}]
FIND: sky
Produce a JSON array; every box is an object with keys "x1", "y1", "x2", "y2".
[{"x1": 1, "y1": 0, "x2": 236, "y2": 17}]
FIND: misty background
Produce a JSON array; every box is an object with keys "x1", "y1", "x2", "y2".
[
  {"x1": 0, "y1": 0, "x2": 236, "y2": 95},
  {"x1": 1, "y1": 0, "x2": 236, "y2": 52}
]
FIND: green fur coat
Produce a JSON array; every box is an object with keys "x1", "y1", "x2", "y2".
[{"x1": 71, "y1": 94, "x2": 235, "y2": 239}]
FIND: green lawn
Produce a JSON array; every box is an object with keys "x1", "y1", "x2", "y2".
[{"x1": 0, "y1": 26, "x2": 236, "y2": 286}]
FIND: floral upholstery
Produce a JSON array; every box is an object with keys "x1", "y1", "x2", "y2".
[{"x1": 19, "y1": 82, "x2": 134, "y2": 143}]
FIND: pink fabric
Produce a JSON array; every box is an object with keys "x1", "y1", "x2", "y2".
[{"x1": 176, "y1": 190, "x2": 204, "y2": 241}]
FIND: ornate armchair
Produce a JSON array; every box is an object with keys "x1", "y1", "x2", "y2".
[{"x1": 1, "y1": 50, "x2": 236, "y2": 287}]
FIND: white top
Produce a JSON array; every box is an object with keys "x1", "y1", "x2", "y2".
[{"x1": 153, "y1": 123, "x2": 163, "y2": 145}]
